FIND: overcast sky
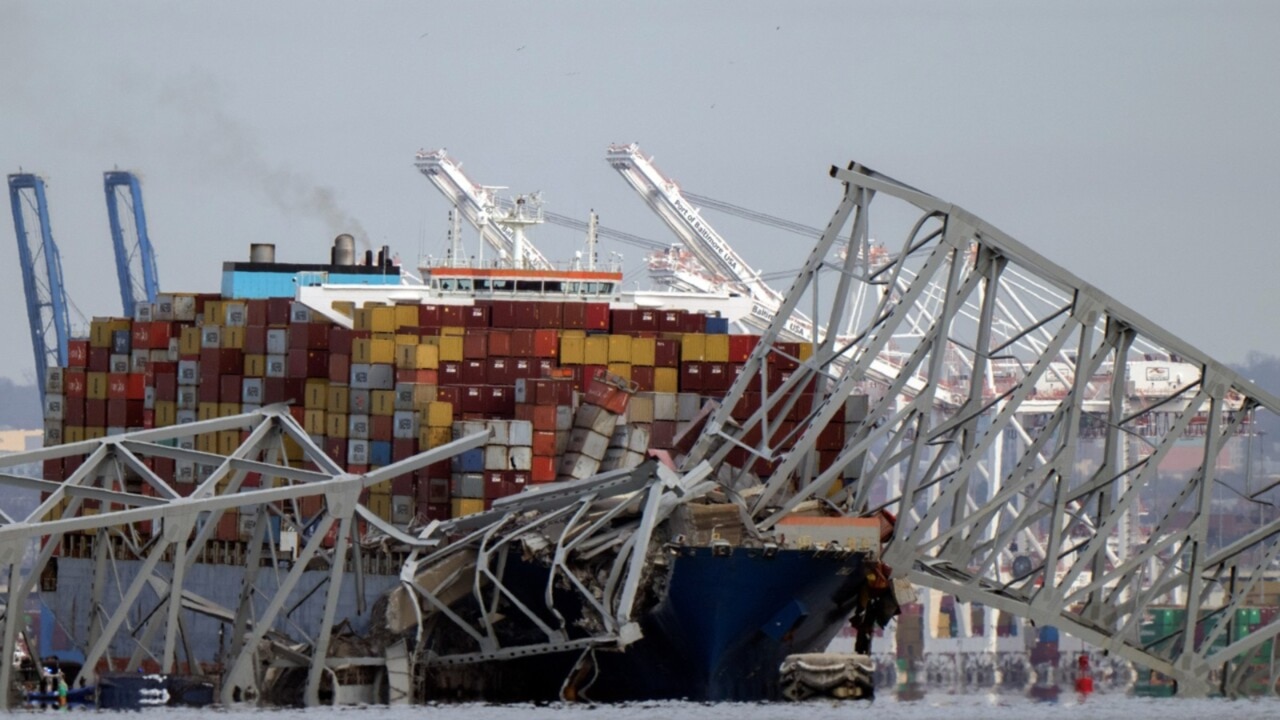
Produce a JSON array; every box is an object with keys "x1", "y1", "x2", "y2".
[{"x1": 1, "y1": 1, "x2": 1277, "y2": 387}]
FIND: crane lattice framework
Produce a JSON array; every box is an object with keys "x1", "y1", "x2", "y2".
[
  {"x1": 686, "y1": 161, "x2": 1280, "y2": 697},
  {"x1": 0, "y1": 406, "x2": 489, "y2": 709},
  {"x1": 103, "y1": 171, "x2": 161, "y2": 318}
]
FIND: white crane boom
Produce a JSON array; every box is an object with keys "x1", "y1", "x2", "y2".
[{"x1": 414, "y1": 149, "x2": 553, "y2": 270}]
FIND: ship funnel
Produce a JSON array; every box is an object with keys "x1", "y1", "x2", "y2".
[
  {"x1": 250, "y1": 243, "x2": 276, "y2": 263},
  {"x1": 332, "y1": 234, "x2": 356, "y2": 266}
]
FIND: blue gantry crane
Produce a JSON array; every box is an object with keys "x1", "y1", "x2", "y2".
[
  {"x1": 8, "y1": 173, "x2": 71, "y2": 401},
  {"x1": 103, "y1": 171, "x2": 160, "y2": 318}
]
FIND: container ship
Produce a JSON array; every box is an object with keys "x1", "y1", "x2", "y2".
[{"x1": 33, "y1": 204, "x2": 899, "y2": 704}]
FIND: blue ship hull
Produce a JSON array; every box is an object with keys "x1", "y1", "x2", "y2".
[{"x1": 426, "y1": 545, "x2": 870, "y2": 702}]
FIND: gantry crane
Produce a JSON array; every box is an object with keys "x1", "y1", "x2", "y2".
[
  {"x1": 103, "y1": 171, "x2": 160, "y2": 318},
  {"x1": 414, "y1": 149, "x2": 553, "y2": 270},
  {"x1": 8, "y1": 173, "x2": 70, "y2": 401}
]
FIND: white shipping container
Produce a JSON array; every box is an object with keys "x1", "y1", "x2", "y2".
[
  {"x1": 626, "y1": 424, "x2": 650, "y2": 453},
  {"x1": 569, "y1": 428, "x2": 610, "y2": 462},
  {"x1": 513, "y1": 378, "x2": 530, "y2": 404},
  {"x1": 367, "y1": 364, "x2": 395, "y2": 390},
  {"x1": 574, "y1": 404, "x2": 618, "y2": 437},
  {"x1": 676, "y1": 393, "x2": 701, "y2": 422},
  {"x1": 348, "y1": 415, "x2": 371, "y2": 440},
  {"x1": 43, "y1": 420, "x2": 63, "y2": 446},
  {"x1": 391, "y1": 495, "x2": 414, "y2": 525},
  {"x1": 556, "y1": 406, "x2": 574, "y2": 432},
  {"x1": 290, "y1": 302, "x2": 312, "y2": 324},
  {"x1": 175, "y1": 410, "x2": 197, "y2": 425},
  {"x1": 555, "y1": 430, "x2": 570, "y2": 456},
  {"x1": 653, "y1": 392, "x2": 678, "y2": 421},
  {"x1": 451, "y1": 473, "x2": 485, "y2": 498},
  {"x1": 109, "y1": 354, "x2": 131, "y2": 374},
  {"x1": 172, "y1": 294, "x2": 197, "y2": 321},
  {"x1": 487, "y1": 419, "x2": 510, "y2": 446},
  {"x1": 393, "y1": 411, "x2": 419, "y2": 439},
  {"x1": 508, "y1": 419, "x2": 533, "y2": 447},
  {"x1": 558, "y1": 452, "x2": 600, "y2": 481},
  {"x1": 242, "y1": 379, "x2": 264, "y2": 404},
  {"x1": 174, "y1": 460, "x2": 196, "y2": 483},
  {"x1": 134, "y1": 302, "x2": 154, "y2": 323},
  {"x1": 347, "y1": 439, "x2": 370, "y2": 465},
  {"x1": 266, "y1": 329, "x2": 288, "y2": 355},
  {"x1": 265, "y1": 355, "x2": 287, "y2": 378},
  {"x1": 144, "y1": 385, "x2": 155, "y2": 410},
  {"x1": 629, "y1": 393, "x2": 654, "y2": 423},
  {"x1": 394, "y1": 383, "x2": 415, "y2": 411},
  {"x1": 130, "y1": 349, "x2": 149, "y2": 373},
  {"x1": 508, "y1": 446, "x2": 532, "y2": 471},
  {"x1": 201, "y1": 325, "x2": 222, "y2": 349},
  {"x1": 350, "y1": 363, "x2": 372, "y2": 389},
  {"x1": 176, "y1": 387, "x2": 198, "y2": 410},
  {"x1": 44, "y1": 367, "x2": 63, "y2": 394},
  {"x1": 43, "y1": 394, "x2": 65, "y2": 421},
  {"x1": 154, "y1": 294, "x2": 175, "y2": 321},
  {"x1": 484, "y1": 445, "x2": 509, "y2": 471},
  {"x1": 177, "y1": 360, "x2": 199, "y2": 385}
]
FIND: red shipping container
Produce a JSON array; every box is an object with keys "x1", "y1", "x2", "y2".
[
  {"x1": 584, "y1": 303, "x2": 610, "y2": 331},
  {"x1": 487, "y1": 329, "x2": 512, "y2": 357},
  {"x1": 266, "y1": 297, "x2": 292, "y2": 325},
  {"x1": 107, "y1": 373, "x2": 129, "y2": 399},
  {"x1": 530, "y1": 455, "x2": 556, "y2": 483},
  {"x1": 788, "y1": 393, "x2": 814, "y2": 422},
  {"x1": 488, "y1": 385, "x2": 513, "y2": 416},
  {"x1": 419, "y1": 304, "x2": 442, "y2": 329},
  {"x1": 390, "y1": 473, "x2": 415, "y2": 495},
  {"x1": 511, "y1": 358, "x2": 534, "y2": 379},
  {"x1": 262, "y1": 377, "x2": 287, "y2": 404},
  {"x1": 440, "y1": 305, "x2": 465, "y2": 327},
  {"x1": 149, "y1": 321, "x2": 175, "y2": 350},
  {"x1": 371, "y1": 415, "x2": 394, "y2": 440},
  {"x1": 439, "y1": 362, "x2": 462, "y2": 385},
  {"x1": 610, "y1": 309, "x2": 634, "y2": 333},
  {"x1": 633, "y1": 309, "x2": 658, "y2": 332},
  {"x1": 42, "y1": 458, "x2": 63, "y2": 482},
  {"x1": 514, "y1": 302, "x2": 539, "y2": 329},
  {"x1": 654, "y1": 339, "x2": 680, "y2": 367},
  {"x1": 773, "y1": 342, "x2": 801, "y2": 370},
  {"x1": 393, "y1": 438, "x2": 417, "y2": 462},
  {"x1": 88, "y1": 346, "x2": 110, "y2": 371},
  {"x1": 732, "y1": 392, "x2": 761, "y2": 422},
  {"x1": 681, "y1": 312, "x2": 706, "y2": 334},
  {"x1": 463, "y1": 330, "x2": 488, "y2": 359},
  {"x1": 200, "y1": 347, "x2": 243, "y2": 374},
  {"x1": 131, "y1": 322, "x2": 151, "y2": 350},
  {"x1": 461, "y1": 386, "x2": 486, "y2": 414},
  {"x1": 817, "y1": 419, "x2": 845, "y2": 451},
  {"x1": 287, "y1": 348, "x2": 328, "y2": 378},
  {"x1": 531, "y1": 430, "x2": 557, "y2": 456},
  {"x1": 68, "y1": 339, "x2": 90, "y2": 367},
  {"x1": 85, "y1": 399, "x2": 107, "y2": 427},
  {"x1": 329, "y1": 353, "x2": 351, "y2": 384},
  {"x1": 396, "y1": 368, "x2": 438, "y2": 385},
  {"x1": 245, "y1": 298, "x2": 268, "y2": 326},
  {"x1": 220, "y1": 375, "x2": 242, "y2": 403},
  {"x1": 631, "y1": 366, "x2": 654, "y2": 392},
  {"x1": 463, "y1": 304, "x2": 489, "y2": 327},
  {"x1": 650, "y1": 420, "x2": 678, "y2": 449},
  {"x1": 107, "y1": 399, "x2": 145, "y2": 427},
  {"x1": 728, "y1": 335, "x2": 758, "y2": 362},
  {"x1": 657, "y1": 309, "x2": 685, "y2": 332},
  {"x1": 730, "y1": 363, "x2": 761, "y2": 392},
  {"x1": 704, "y1": 363, "x2": 729, "y2": 392},
  {"x1": 584, "y1": 377, "x2": 631, "y2": 414},
  {"x1": 289, "y1": 323, "x2": 330, "y2": 350},
  {"x1": 461, "y1": 359, "x2": 487, "y2": 385},
  {"x1": 680, "y1": 363, "x2": 704, "y2": 392},
  {"x1": 535, "y1": 358, "x2": 555, "y2": 379},
  {"x1": 527, "y1": 404, "x2": 558, "y2": 431},
  {"x1": 289, "y1": 405, "x2": 307, "y2": 425},
  {"x1": 65, "y1": 397, "x2": 85, "y2": 425},
  {"x1": 65, "y1": 369, "x2": 87, "y2": 398},
  {"x1": 488, "y1": 300, "x2": 515, "y2": 329},
  {"x1": 437, "y1": 386, "x2": 460, "y2": 408},
  {"x1": 510, "y1": 329, "x2": 534, "y2": 357},
  {"x1": 487, "y1": 357, "x2": 511, "y2": 385},
  {"x1": 538, "y1": 302, "x2": 563, "y2": 328},
  {"x1": 325, "y1": 437, "x2": 347, "y2": 466},
  {"x1": 562, "y1": 302, "x2": 586, "y2": 330},
  {"x1": 532, "y1": 329, "x2": 558, "y2": 358},
  {"x1": 330, "y1": 327, "x2": 355, "y2": 356},
  {"x1": 244, "y1": 325, "x2": 267, "y2": 354}
]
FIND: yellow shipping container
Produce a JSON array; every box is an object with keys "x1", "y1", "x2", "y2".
[
  {"x1": 395, "y1": 343, "x2": 417, "y2": 369},
  {"x1": 560, "y1": 335, "x2": 585, "y2": 365},
  {"x1": 244, "y1": 354, "x2": 266, "y2": 377},
  {"x1": 369, "y1": 338, "x2": 395, "y2": 365},
  {"x1": 155, "y1": 401, "x2": 176, "y2": 427},
  {"x1": 222, "y1": 326, "x2": 245, "y2": 349},
  {"x1": 354, "y1": 307, "x2": 372, "y2": 331},
  {"x1": 412, "y1": 384, "x2": 438, "y2": 408},
  {"x1": 798, "y1": 343, "x2": 814, "y2": 363},
  {"x1": 305, "y1": 379, "x2": 328, "y2": 408},
  {"x1": 654, "y1": 367, "x2": 680, "y2": 394},
  {"x1": 681, "y1": 333, "x2": 706, "y2": 362},
  {"x1": 419, "y1": 426, "x2": 453, "y2": 449},
  {"x1": 426, "y1": 402, "x2": 453, "y2": 428},
  {"x1": 83, "y1": 426, "x2": 105, "y2": 440},
  {"x1": 370, "y1": 306, "x2": 396, "y2": 334},
  {"x1": 86, "y1": 372, "x2": 108, "y2": 400},
  {"x1": 704, "y1": 334, "x2": 730, "y2": 363},
  {"x1": 327, "y1": 386, "x2": 350, "y2": 413},
  {"x1": 89, "y1": 319, "x2": 113, "y2": 348},
  {"x1": 584, "y1": 336, "x2": 609, "y2": 365},
  {"x1": 452, "y1": 498, "x2": 485, "y2": 517},
  {"x1": 395, "y1": 305, "x2": 418, "y2": 330},
  {"x1": 353, "y1": 338, "x2": 371, "y2": 364},
  {"x1": 414, "y1": 343, "x2": 439, "y2": 369},
  {"x1": 197, "y1": 433, "x2": 217, "y2": 454},
  {"x1": 372, "y1": 390, "x2": 396, "y2": 416},
  {"x1": 607, "y1": 363, "x2": 632, "y2": 381},
  {"x1": 369, "y1": 494, "x2": 393, "y2": 521},
  {"x1": 332, "y1": 300, "x2": 355, "y2": 319},
  {"x1": 282, "y1": 433, "x2": 303, "y2": 461},
  {"x1": 327, "y1": 412, "x2": 348, "y2": 438},
  {"x1": 179, "y1": 326, "x2": 202, "y2": 355},
  {"x1": 204, "y1": 301, "x2": 222, "y2": 325},
  {"x1": 439, "y1": 336, "x2": 464, "y2": 363},
  {"x1": 219, "y1": 403, "x2": 240, "y2": 418},
  {"x1": 440, "y1": 326, "x2": 465, "y2": 337},
  {"x1": 64, "y1": 426, "x2": 85, "y2": 443},
  {"x1": 607, "y1": 334, "x2": 632, "y2": 363},
  {"x1": 198, "y1": 403, "x2": 219, "y2": 421},
  {"x1": 304, "y1": 409, "x2": 326, "y2": 435},
  {"x1": 631, "y1": 337, "x2": 656, "y2": 366}
]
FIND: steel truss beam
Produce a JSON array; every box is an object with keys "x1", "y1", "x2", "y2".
[
  {"x1": 0, "y1": 405, "x2": 488, "y2": 708},
  {"x1": 685, "y1": 161, "x2": 1280, "y2": 697}
]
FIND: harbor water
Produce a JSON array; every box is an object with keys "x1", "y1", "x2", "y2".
[{"x1": 151, "y1": 696, "x2": 1280, "y2": 720}]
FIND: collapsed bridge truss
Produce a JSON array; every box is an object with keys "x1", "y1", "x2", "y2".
[{"x1": 686, "y1": 161, "x2": 1280, "y2": 696}]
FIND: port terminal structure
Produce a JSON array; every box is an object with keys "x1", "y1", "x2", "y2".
[{"x1": 1, "y1": 159, "x2": 1279, "y2": 703}]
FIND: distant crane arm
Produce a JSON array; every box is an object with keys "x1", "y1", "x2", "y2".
[
  {"x1": 104, "y1": 171, "x2": 160, "y2": 317},
  {"x1": 8, "y1": 174, "x2": 70, "y2": 400}
]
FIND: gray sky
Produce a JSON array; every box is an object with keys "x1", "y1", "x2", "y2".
[{"x1": 1, "y1": 1, "x2": 1278, "y2": 386}]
